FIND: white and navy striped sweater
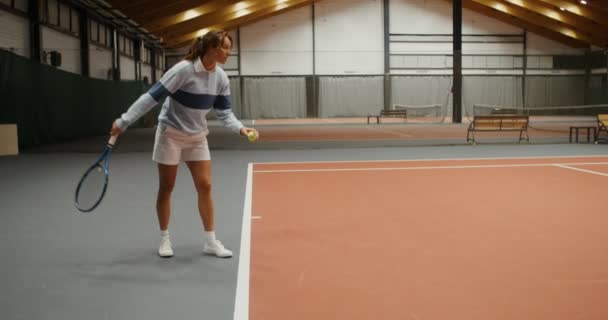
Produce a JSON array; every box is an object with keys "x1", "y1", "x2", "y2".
[{"x1": 116, "y1": 58, "x2": 244, "y2": 135}]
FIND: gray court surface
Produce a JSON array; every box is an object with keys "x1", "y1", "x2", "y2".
[{"x1": 1, "y1": 126, "x2": 607, "y2": 320}]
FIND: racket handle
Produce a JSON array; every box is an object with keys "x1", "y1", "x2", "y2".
[{"x1": 108, "y1": 135, "x2": 118, "y2": 146}]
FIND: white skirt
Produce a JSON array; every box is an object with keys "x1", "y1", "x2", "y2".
[{"x1": 152, "y1": 125, "x2": 210, "y2": 165}]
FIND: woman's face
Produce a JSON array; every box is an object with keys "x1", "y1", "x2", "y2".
[{"x1": 214, "y1": 36, "x2": 232, "y2": 65}]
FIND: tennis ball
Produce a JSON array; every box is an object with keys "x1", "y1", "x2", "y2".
[{"x1": 247, "y1": 131, "x2": 257, "y2": 142}]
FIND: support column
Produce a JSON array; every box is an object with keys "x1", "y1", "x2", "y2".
[
  {"x1": 150, "y1": 48, "x2": 157, "y2": 83},
  {"x1": 383, "y1": 0, "x2": 391, "y2": 110},
  {"x1": 452, "y1": 0, "x2": 462, "y2": 123},
  {"x1": 111, "y1": 29, "x2": 120, "y2": 80},
  {"x1": 522, "y1": 30, "x2": 527, "y2": 108},
  {"x1": 28, "y1": 0, "x2": 41, "y2": 62},
  {"x1": 78, "y1": 8, "x2": 89, "y2": 77}
]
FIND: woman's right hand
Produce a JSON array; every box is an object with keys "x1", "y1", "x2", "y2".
[{"x1": 110, "y1": 120, "x2": 123, "y2": 136}]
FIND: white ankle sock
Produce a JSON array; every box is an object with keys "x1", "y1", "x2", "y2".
[
  {"x1": 161, "y1": 230, "x2": 170, "y2": 238},
  {"x1": 204, "y1": 231, "x2": 216, "y2": 243}
]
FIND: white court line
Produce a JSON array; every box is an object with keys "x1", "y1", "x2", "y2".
[
  {"x1": 253, "y1": 162, "x2": 608, "y2": 173},
  {"x1": 553, "y1": 164, "x2": 608, "y2": 177},
  {"x1": 234, "y1": 163, "x2": 253, "y2": 320},
  {"x1": 253, "y1": 155, "x2": 608, "y2": 165}
]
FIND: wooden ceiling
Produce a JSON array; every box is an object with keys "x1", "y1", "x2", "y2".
[
  {"x1": 450, "y1": 0, "x2": 608, "y2": 48},
  {"x1": 106, "y1": 0, "x2": 316, "y2": 48},
  {"x1": 105, "y1": 0, "x2": 608, "y2": 49}
]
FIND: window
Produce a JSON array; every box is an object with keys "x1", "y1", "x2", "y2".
[
  {"x1": 42, "y1": 0, "x2": 79, "y2": 35},
  {"x1": 15, "y1": 0, "x2": 28, "y2": 12}
]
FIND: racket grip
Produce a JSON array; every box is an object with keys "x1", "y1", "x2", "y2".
[{"x1": 108, "y1": 135, "x2": 118, "y2": 146}]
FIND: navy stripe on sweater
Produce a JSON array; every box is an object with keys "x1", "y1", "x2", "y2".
[
  {"x1": 148, "y1": 82, "x2": 171, "y2": 102},
  {"x1": 170, "y1": 90, "x2": 216, "y2": 110}
]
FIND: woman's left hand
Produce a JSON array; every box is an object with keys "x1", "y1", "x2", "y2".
[{"x1": 240, "y1": 127, "x2": 259, "y2": 140}]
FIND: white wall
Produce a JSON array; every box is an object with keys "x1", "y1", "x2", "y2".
[
  {"x1": 527, "y1": 33, "x2": 585, "y2": 56},
  {"x1": 0, "y1": 10, "x2": 29, "y2": 58},
  {"x1": 119, "y1": 55, "x2": 136, "y2": 80},
  {"x1": 41, "y1": 26, "x2": 80, "y2": 74},
  {"x1": 89, "y1": 44, "x2": 112, "y2": 79},
  {"x1": 241, "y1": 6, "x2": 313, "y2": 75},
  {"x1": 387, "y1": 0, "x2": 586, "y2": 75},
  {"x1": 234, "y1": 0, "x2": 587, "y2": 76},
  {"x1": 315, "y1": 0, "x2": 383, "y2": 74}
]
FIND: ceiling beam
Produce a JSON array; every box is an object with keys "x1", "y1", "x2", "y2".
[
  {"x1": 161, "y1": 0, "x2": 312, "y2": 43},
  {"x1": 109, "y1": 0, "x2": 155, "y2": 11},
  {"x1": 143, "y1": 0, "x2": 243, "y2": 33},
  {"x1": 586, "y1": 0, "x2": 608, "y2": 12},
  {"x1": 109, "y1": 0, "x2": 173, "y2": 15},
  {"x1": 535, "y1": 0, "x2": 608, "y2": 28},
  {"x1": 469, "y1": 0, "x2": 596, "y2": 47},
  {"x1": 165, "y1": 0, "x2": 313, "y2": 49},
  {"x1": 449, "y1": 0, "x2": 588, "y2": 48},
  {"x1": 512, "y1": 0, "x2": 608, "y2": 43},
  {"x1": 126, "y1": 0, "x2": 218, "y2": 22}
]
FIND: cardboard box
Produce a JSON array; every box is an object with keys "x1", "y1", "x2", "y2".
[{"x1": 0, "y1": 124, "x2": 19, "y2": 155}]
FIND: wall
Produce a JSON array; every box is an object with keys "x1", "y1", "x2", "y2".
[{"x1": 41, "y1": 26, "x2": 80, "y2": 74}]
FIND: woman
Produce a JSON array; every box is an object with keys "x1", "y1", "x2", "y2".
[{"x1": 110, "y1": 30, "x2": 258, "y2": 258}]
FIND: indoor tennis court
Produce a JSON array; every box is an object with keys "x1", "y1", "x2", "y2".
[
  {"x1": 1, "y1": 0, "x2": 608, "y2": 320},
  {"x1": 244, "y1": 155, "x2": 608, "y2": 320}
]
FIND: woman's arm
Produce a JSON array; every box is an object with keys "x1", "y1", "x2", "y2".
[{"x1": 115, "y1": 61, "x2": 189, "y2": 131}]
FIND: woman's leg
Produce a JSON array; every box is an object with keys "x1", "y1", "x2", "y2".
[
  {"x1": 185, "y1": 160, "x2": 213, "y2": 231},
  {"x1": 186, "y1": 160, "x2": 232, "y2": 258},
  {"x1": 157, "y1": 163, "x2": 178, "y2": 231}
]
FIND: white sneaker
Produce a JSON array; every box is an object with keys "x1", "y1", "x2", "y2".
[
  {"x1": 158, "y1": 237, "x2": 174, "y2": 257},
  {"x1": 203, "y1": 239, "x2": 233, "y2": 258}
]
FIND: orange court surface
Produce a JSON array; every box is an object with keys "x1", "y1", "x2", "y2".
[{"x1": 235, "y1": 156, "x2": 608, "y2": 320}]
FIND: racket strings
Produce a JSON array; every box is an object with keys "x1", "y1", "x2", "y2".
[{"x1": 76, "y1": 166, "x2": 107, "y2": 211}]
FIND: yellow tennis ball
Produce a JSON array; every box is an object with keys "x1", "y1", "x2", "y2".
[{"x1": 247, "y1": 131, "x2": 257, "y2": 142}]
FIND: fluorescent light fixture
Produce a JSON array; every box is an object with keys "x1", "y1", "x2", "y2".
[
  {"x1": 234, "y1": 1, "x2": 251, "y2": 11},
  {"x1": 493, "y1": 3, "x2": 508, "y2": 12},
  {"x1": 196, "y1": 28, "x2": 210, "y2": 37},
  {"x1": 235, "y1": 9, "x2": 251, "y2": 18},
  {"x1": 183, "y1": 9, "x2": 201, "y2": 21}
]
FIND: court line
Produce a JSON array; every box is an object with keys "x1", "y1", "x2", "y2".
[
  {"x1": 234, "y1": 163, "x2": 253, "y2": 320},
  {"x1": 253, "y1": 162, "x2": 608, "y2": 173},
  {"x1": 553, "y1": 164, "x2": 608, "y2": 177},
  {"x1": 367, "y1": 126, "x2": 413, "y2": 138},
  {"x1": 252, "y1": 155, "x2": 608, "y2": 165}
]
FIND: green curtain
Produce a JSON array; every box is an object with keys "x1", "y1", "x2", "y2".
[{"x1": 0, "y1": 50, "x2": 155, "y2": 149}]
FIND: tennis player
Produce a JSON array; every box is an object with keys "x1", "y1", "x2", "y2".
[{"x1": 110, "y1": 30, "x2": 258, "y2": 258}]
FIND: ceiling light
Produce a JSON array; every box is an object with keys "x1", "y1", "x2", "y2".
[
  {"x1": 580, "y1": 0, "x2": 587, "y2": 4},
  {"x1": 183, "y1": 9, "x2": 201, "y2": 21}
]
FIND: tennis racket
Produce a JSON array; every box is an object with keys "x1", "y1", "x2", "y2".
[{"x1": 74, "y1": 135, "x2": 117, "y2": 212}]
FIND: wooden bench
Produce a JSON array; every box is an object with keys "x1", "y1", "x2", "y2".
[
  {"x1": 467, "y1": 114, "x2": 529, "y2": 144},
  {"x1": 367, "y1": 109, "x2": 408, "y2": 124},
  {"x1": 595, "y1": 114, "x2": 608, "y2": 144}
]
